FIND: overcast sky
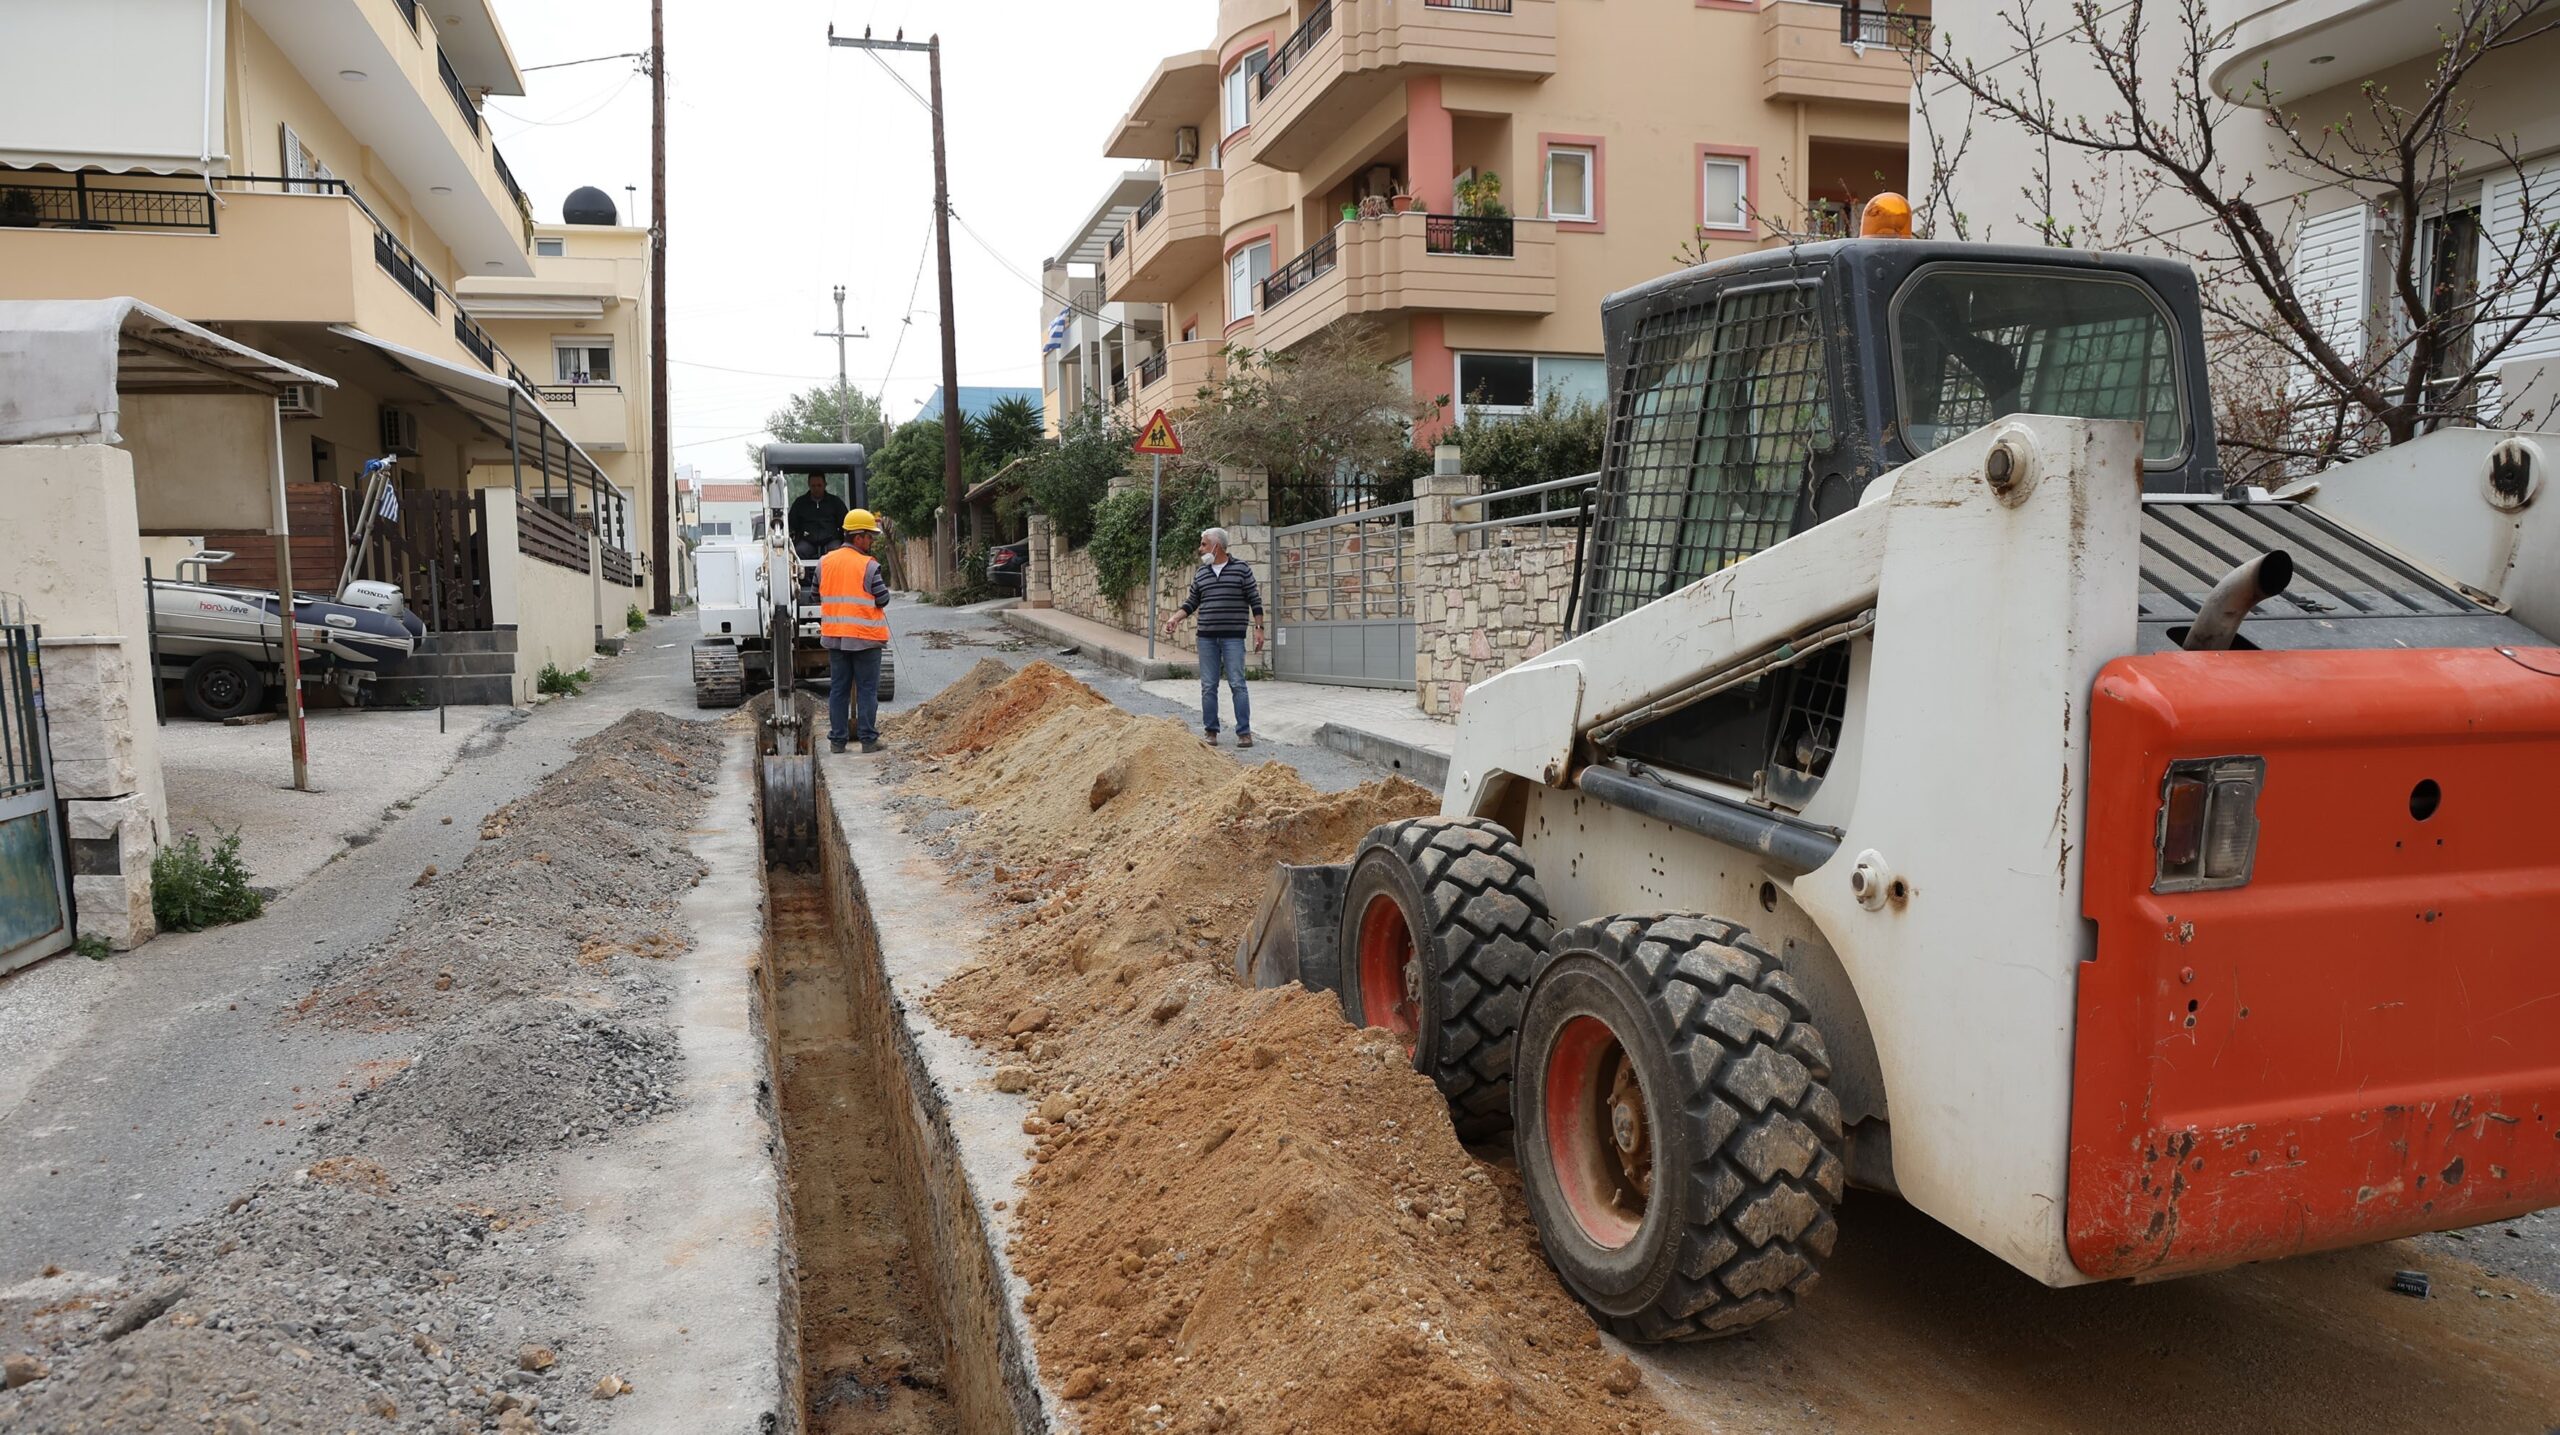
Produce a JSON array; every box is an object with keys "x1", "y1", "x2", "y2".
[{"x1": 489, "y1": 0, "x2": 1195, "y2": 482}]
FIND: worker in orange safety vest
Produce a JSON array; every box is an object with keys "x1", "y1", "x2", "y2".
[{"x1": 818, "y1": 509, "x2": 892, "y2": 754}]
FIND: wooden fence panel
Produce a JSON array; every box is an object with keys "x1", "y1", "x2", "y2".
[
  {"x1": 517, "y1": 495, "x2": 592, "y2": 574},
  {"x1": 182, "y1": 483, "x2": 348, "y2": 594}
]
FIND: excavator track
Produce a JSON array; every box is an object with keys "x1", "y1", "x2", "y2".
[{"x1": 693, "y1": 641, "x2": 745, "y2": 709}]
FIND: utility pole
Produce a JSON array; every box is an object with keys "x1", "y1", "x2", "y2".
[
  {"x1": 647, "y1": 0, "x2": 672, "y2": 614},
  {"x1": 828, "y1": 27, "x2": 960, "y2": 588},
  {"x1": 813, "y1": 284, "x2": 869, "y2": 446}
]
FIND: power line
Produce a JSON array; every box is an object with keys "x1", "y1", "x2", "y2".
[
  {"x1": 671, "y1": 357, "x2": 838, "y2": 380},
  {"x1": 522, "y1": 50, "x2": 649, "y2": 73},
  {"x1": 876, "y1": 213, "x2": 937, "y2": 419}
]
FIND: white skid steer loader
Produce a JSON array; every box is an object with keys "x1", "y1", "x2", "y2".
[{"x1": 1238, "y1": 216, "x2": 2560, "y2": 1341}]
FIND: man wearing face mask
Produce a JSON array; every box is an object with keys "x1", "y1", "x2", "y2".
[{"x1": 1159, "y1": 526, "x2": 1263, "y2": 747}]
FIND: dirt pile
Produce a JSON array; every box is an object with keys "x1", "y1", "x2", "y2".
[
  {"x1": 0, "y1": 711, "x2": 719, "y2": 1434},
  {"x1": 886, "y1": 665, "x2": 1667, "y2": 1432},
  {"x1": 295, "y1": 709, "x2": 715, "y2": 1028}
]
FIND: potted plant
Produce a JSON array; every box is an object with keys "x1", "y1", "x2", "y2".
[
  {"x1": 1358, "y1": 194, "x2": 1389, "y2": 220},
  {"x1": 1341, "y1": 201, "x2": 1359, "y2": 223},
  {"x1": 1390, "y1": 184, "x2": 1419, "y2": 214},
  {"x1": 1451, "y1": 171, "x2": 1508, "y2": 254},
  {"x1": 0, "y1": 187, "x2": 41, "y2": 229}
]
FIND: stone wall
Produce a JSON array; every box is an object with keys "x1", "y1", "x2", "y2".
[
  {"x1": 1413, "y1": 532, "x2": 1579, "y2": 716},
  {"x1": 1029, "y1": 469, "x2": 1270, "y2": 644}
]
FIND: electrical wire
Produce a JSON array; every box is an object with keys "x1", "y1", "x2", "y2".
[
  {"x1": 489, "y1": 71, "x2": 640, "y2": 132},
  {"x1": 874, "y1": 213, "x2": 936, "y2": 413},
  {"x1": 521, "y1": 51, "x2": 648, "y2": 74}
]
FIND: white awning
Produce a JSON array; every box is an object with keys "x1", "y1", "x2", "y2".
[
  {"x1": 327, "y1": 324, "x2": 609, "y2": 495},
  {"x1": 0, "y1": 298, "x2": 330, "y2": 444},
  {"x1": 0, "y1": 0, "x2": 228, "y2": 174},
  {"x1": 456, "y1": 295, "x2": 607, "y2": 322}
]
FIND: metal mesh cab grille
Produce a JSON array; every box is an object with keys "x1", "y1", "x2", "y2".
[{"x1": 1581, "y1": 284, "x2": 1833, "y2": 629}]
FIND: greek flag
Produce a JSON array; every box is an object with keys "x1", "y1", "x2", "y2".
[
  {"x1": 1042, "y1": 307, "x2": 1070, "y2": 354},
  {"x1": 378, "y1": 481, "x2": 400, "y2": 524}
]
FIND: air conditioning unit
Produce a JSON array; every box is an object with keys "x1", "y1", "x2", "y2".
[
  {"x1": 1174, "y1": 126, "x2": 1200, "y2": 165},
  {"x1": 378, "y1": 406, "x2": 421, "y2": 457},
  {"x1": 277, "y1": 383, "x2": 324, "y2": 420}
]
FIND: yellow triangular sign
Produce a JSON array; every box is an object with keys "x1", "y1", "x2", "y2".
[{"x1": 1133, "y1": 408, "x2": 1185, "y2": 456}]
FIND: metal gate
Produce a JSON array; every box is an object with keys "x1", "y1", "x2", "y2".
[
  {"x1": 1270, "y1": 500, "x2": 1416, "y2": 688},
  {"x1": 0, "y1": 601, "x2": 70, "y2": 974}
]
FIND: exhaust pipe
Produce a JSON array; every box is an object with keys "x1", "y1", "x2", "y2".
[{"x1": 2183, "y1": 550, "x2": 2295, "y2": 652}]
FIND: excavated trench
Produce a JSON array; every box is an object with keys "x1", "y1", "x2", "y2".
[{"x1": 755, "y1": 754, "x2": 1041, "y2": 1434}]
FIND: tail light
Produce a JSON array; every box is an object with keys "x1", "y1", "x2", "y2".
[{"x1": 2153, "y1": 756, "x2": 2265, "y2": 893}]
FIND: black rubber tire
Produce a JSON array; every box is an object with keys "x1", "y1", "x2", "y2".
[
  {"x1": 1335, "y1": 816, "x2": 1553, "y2": 1140},
  {"x1": 879, "y1": 648, "x2": 897, "y2": 703},
  {"x1": 1513, "y1": 914, "x2": 1844, "y2": 1342},
  {"x1": 182, "y1": 653, "x2": 266, "y2": 722}
]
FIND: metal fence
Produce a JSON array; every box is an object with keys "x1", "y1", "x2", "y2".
[
  {"x1": 1452, "y1": 471, "x2": 1597, "y2": 547},
  {"x1": 1271, "y1": 500, "x2": 1416, "y2": 687},
  {"x1": 1841, "y1": 5, "x2": 1931, "y2": 48},
  {"x1": 0, "y1": 601, "x2": 69, "y2": 973},
  {"x1": 0, "y1": 174, "x2": 214, "y2": 231},
  {"x1": 1263, "y1": 230, "x2": 1339, "y2": 309},
  {"x1": 1425, "y1": 214, "x2": 1514, "y2": 257},
  {"x1": 1261, "y1": 0, "x2": 1333, "y2": 99},
  {"x1": 437, "y1": 46, "x2": 482, "y2": 137}
]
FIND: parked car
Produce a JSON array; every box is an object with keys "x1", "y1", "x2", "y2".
[{"x1": 986, "y1": 538, "x2": 1030, "y2": 594}]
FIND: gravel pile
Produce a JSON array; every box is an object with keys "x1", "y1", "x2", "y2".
[{"x1": 0, "y1": 711, "x2": 723, "y2": 1434}]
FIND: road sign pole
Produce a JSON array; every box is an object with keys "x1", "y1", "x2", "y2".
[{"x1": 1146, "y1": 452, "x2": 1162, "y2": 661}]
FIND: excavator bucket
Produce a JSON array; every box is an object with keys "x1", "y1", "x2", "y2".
[
  {"x1": 756, "y1": 691, "x2": 820, "y2": 871},
  {"x1": 1233, "y1": 862, "x2": 1349, "y2": 994}
]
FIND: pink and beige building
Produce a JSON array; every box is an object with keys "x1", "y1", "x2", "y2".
[{"x1": 1043, "y1": 0, "x2": 1921, "y2": 434}]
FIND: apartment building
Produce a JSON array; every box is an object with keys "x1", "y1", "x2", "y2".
[
  {"x1": 1925, "y1": 0, "x2": 2560, "y2": 430},
  {"x1": 1043, "y1": 0, "x2": 1919, "y2": 434},
  {"x1": 0, "y1": 0, "x2": 653, "y2": 618}
]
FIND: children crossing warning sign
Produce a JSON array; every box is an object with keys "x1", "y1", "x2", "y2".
[{"x1": 1133, "y1": 409, "x2": 1185, "y2": 456}]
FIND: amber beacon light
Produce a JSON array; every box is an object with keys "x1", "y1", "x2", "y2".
[{"x1": 1860, "y1": 192, "x2": 1914, "y2": 238}]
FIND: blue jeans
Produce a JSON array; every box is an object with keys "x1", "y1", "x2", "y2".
[
  {"x1": 1197, "y1": 635, "x2": 1250, "y2": 737},
  {"x1": 828, "y1": 646, "x2": 882, "y2": 745}
]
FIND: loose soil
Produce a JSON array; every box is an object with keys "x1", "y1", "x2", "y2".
[
  {"x1": 0, "y1": 711, "x2": 720, "y2": 1434},
  {"x1": 885, "y1": 663, "x2": 1663, "y2": 1433},
  {"x1": 766, "y1": 873, "x2": 958, "y2": 1435}
]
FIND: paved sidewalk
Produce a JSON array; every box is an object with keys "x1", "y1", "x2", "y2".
[{"x1": 1000, "y1": 604, "x2": 1184, "y2": 680}]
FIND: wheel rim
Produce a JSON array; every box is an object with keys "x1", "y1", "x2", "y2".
[
  {"x1": 1544, "y1": 1014, "x2": 1651, "y2": 1249},
  {"x1": 203, "y1": 669, "x2": 244, "y2": 709},
  {"x1": 1354, "y1": 891, "x2": 1420, "y2": 1041}
]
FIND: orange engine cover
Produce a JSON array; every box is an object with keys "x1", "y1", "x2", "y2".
[{"x1": 2069, "y1": 645, "x2": 2560, "y2": 1281}]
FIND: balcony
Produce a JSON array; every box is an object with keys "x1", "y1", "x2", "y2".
[
  {"x1": 2207, "y1": 0, "x2": 2451, "y2": 104},
  {"x1": 1135, "y1": 339, "x2": 1229, "y2": 413},
  {"x1": 1762, "y1": 0, "x2": 1928, "y2": 107},
  {"x1": 536, "y1": 383, "x2": 633, "y2": 451},
  {"x1": 1104, "y1": 49, "x2": 1224, "y2": 160},
  {"x1": 237, "y1": 0, "x2": 533, "y2": 271},
  {"x1": 1103, "y1": 167, "x2": 1226, "y2": 303},
  {"x1": 1250, "y1": 211, "x2": 1555, "y2": 352},
  {"x1": 0, "y1": 179, "x2": 529, "y2": 382},
  {"x1": 1246, "y1": 0, "x2": 1559, "y2": 172}
]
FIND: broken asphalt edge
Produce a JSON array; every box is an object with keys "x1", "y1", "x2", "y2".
[
  {"x1": 999, "y1": 607, "x2": 1184, "y2": 682},
  {"x1": 551, "y1": 727, "x2": 788, "y2": 1433},
  {"x1": 1312, "y1": 720, "x2": 1450, "y2": 789},
  {"x1": 822, "y1": 757, "x2": 1061, "y2": 1432}
]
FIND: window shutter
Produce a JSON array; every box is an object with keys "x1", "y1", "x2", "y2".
[
  {"x1": 2479, "y1": 158, "x2": 2560, "y2": 370},
  {"x1": 2291, "y1": 202, "x2": 2370, "y2": 382}
]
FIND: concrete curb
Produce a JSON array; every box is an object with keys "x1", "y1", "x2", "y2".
[
  {"x1": 1315, "y1": 720, "x2": 1450, "y2": 789},
  {"x1": 559, "y1": 728, "x2": 788, "y2": 1434},
  {"x1": 1000, "y1": 608, "x2": 1184, "y2": 681}
]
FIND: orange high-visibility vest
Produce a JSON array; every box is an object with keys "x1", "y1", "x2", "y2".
[{"x1": 817, "y1": 547, "x2": 888, "y2": 642}]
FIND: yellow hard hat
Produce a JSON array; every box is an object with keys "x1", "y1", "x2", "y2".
[{"x1": 842, "y1": 508, "x2": 881, "y2": 533}]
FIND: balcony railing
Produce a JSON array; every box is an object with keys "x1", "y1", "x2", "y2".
[
  {"x1": 1260, "y1": 0, "x2": 1334, "y2": 100},
  {"x1": 437, "y1": 46, "x2": 483, "y2": 138},
  {"x1": 1112, "y1": 374, "x2": 1131, "y2": 405},
  {"x1": 493, "y1": 146, "x2": 526, "y2": 213},
  {"x1": 453, "y1": 310, "x2": 497, "y2": 367},
  {"x1": 1425, "y1": 214, "x2": 1514, "y2": 257},
  {"x1": 374, "y1": 225, "x2": 439, "y2": 313},
  {"x1": 0, "y1": 173, "x2": 214, "y2": 232},
  {"x1": 1135, "y1": 186, "x2": 1165, "y2": 230},
  {"x1": 391, "y1": 0, "x2": 419, "y2": 32},
  {"x1": 1137, "y1": 350, "x2": 1168, "y2": 387},
  {"x1": 1108, "y1": 227, "x2": 1126, "y2": 258},
  {"x1": 1424, "y1": 0, "x2": 1513, "y2": 9},
  {"x1": 1841, "y1": 6, "x2": 1931, "y2": 48},
  {"x1": 1261, "y1": 229, "x2": 1339, "y2": 309}
]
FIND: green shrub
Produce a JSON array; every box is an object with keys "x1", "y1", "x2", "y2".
[
  {"x1": 537, "y1": 663, "x2": 589, "y2": 696},
  {"x1": 74, "y1": 933, "x2": 112, "y2": 960},
  {"x1": 936, "y1": 545, "x2": 998, "y2": 606},
  {"x1": 625, "y1": 603, "x2": 647, "y2": 632},
  {"x1": 1024, "y1": 407, "x2": 1132, "y2": 546},
  {"x1": 1087, "y1": 474, "x2": 1221, "y2": 604},
  {"x1": 152, "y1": 829, "x2": 263, "y2": 932}
]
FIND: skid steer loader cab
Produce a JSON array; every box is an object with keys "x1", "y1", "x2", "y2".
[{"x1": 1577, "y1": 239, "x2": 2220, "y2": 630}]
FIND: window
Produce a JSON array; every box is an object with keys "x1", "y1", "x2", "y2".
[
  {"x1": 554, "y1": 340, "x2": 614, "y2": 383},
  {"x1": 535, "y1": 237, "x2": 565, "y2": 256},
  {"x1": 1701, "y1": 156, "x2": 1749, "y2": 231},
  {"x1": 280, "y1": 124, "x2": 337, "y2": 195},
  {"x1": 1546, "y1": 145, "x2": 1595, "y2": 223},
  {"x1": 1892, "y1": 266, "x2": 2186, "y2": 465},
  {"x1": 1228, "y1": 241, "x2": 1272, "y2": 323},
  {"x1": 1222, "y1": 47, "x2": 1267, "y2": 136},
  {"x1": 1182, "y1": 319, "x2": 1200, "y2": 342},
  {"x1": 1453, "y1": 353, "x2": 1607, "y2": 418},
  {"x1": 698, "y1": 521, "x2": 732, "y2": 538}
]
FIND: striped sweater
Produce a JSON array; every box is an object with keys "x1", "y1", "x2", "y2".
[{"x1": 1181, "y1": 558, "x2": 1264, "y2": 637}]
